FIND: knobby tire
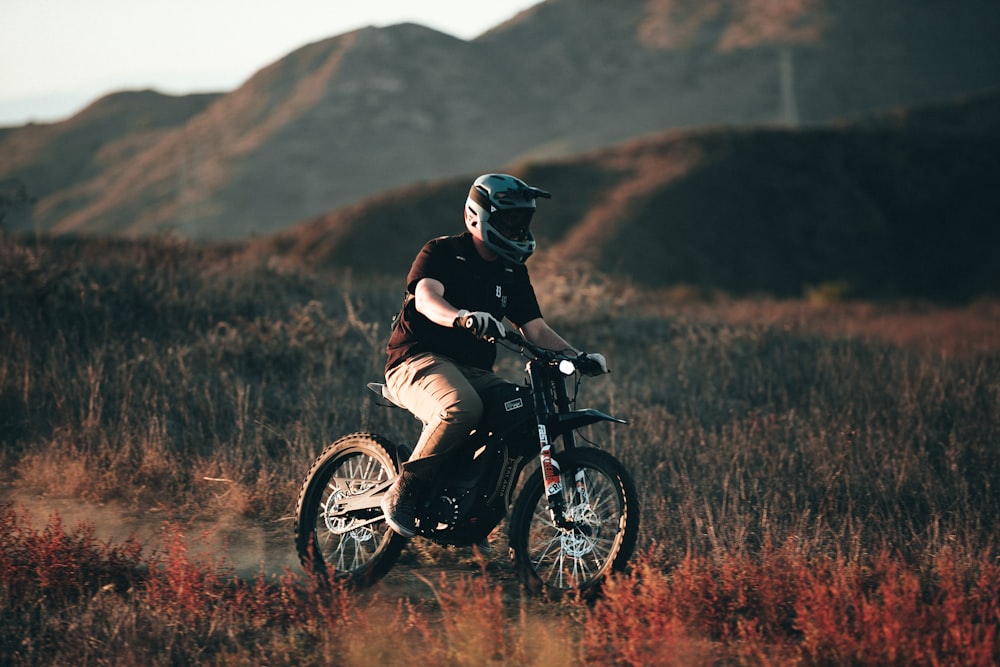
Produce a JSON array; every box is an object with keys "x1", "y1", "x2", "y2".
[{"x1": 294, "y1": 432, "x2": 407, "y2": 589}]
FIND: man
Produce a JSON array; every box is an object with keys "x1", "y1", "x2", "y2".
[{"x1": 380, "y1": 173, "x2": 609, "y2": 538}]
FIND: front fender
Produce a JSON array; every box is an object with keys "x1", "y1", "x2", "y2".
[{"x1": 549, "y1": 409, "x2": 627, "y2": 438}]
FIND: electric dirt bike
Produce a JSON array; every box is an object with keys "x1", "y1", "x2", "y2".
[{"x1": 293, "y1": 326, "x2": 639, "y2": 597}]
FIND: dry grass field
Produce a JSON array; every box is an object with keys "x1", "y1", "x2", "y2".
[{"x1": 2, "y1": 234, "x2": 998, "y2": 665}]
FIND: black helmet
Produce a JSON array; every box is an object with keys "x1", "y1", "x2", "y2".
[{"x1": 465, "y1": 173, "x2": 551, "y2": 264}]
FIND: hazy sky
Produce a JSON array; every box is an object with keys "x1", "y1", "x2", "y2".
[{"x1": 0, "y1": 0, "x2": 542, "y2": 126}]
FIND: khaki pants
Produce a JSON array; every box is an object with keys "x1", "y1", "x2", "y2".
[{"x1": 386, "y1": 352, "x2": 511, "y2": 479}]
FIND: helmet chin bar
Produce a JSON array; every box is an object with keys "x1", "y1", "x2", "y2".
[{"x1": 484, "y1": 227, "x2": 535, "y2": 264}]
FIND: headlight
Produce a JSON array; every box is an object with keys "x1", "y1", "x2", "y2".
[{"x1": 558, "y1": 359, "x2": 576, "y2": 376}]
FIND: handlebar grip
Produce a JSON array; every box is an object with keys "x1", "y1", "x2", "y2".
[
  {"x1": 454, "y1": 312, "x2": 481, "y2": 334},
  {"x1": 454, "y1": 310, "x2": 505, "y2": 342}
]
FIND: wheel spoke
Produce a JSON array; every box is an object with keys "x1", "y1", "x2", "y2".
[
  {"x1": 522, "y1": 457, "x2": 629, "y2": 591},
  {"x1": 295, "y1": 435, "x2": 407, "y2": 588},
  {"x1": 310, "y1": 450, "x2": 391, "y2": 573}
]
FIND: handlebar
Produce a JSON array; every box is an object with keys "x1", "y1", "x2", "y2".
[
  {"x1": 455, "y1": 312, "x2": 606, "y2": 376},
  {"x1": 500, "y1": 328, "x2": 556, "y2": 358},
  {"x1": 501, "y1": 329, "x2": 606, "y2": 376}
]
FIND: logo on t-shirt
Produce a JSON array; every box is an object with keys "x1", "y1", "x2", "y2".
[{"x1": 496, "y1": 285, "x2": 507, "y2": 308}]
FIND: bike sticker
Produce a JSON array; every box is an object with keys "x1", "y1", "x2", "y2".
[
  {"x1": 575, "y1": 469, "x2": 589, "y2": 504},
  {"x1": 540, "y1": 442, "x2": 562, "y2": 496},
  {"x1": 537, "y1": 424, "x2": 548, "y2": 445},
  {"x1": 504, "y1": 398, "x2": 524, "y2": 412}
]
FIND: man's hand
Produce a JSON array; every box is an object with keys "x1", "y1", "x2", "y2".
[
  {"x1": 455, "y1": 310, "x2": 506, "y2": 341},
  {"x1": 577, "y1": 352, "x2": 610, "y2": 376}
]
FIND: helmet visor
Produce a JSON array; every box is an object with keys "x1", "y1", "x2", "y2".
[{"x1": 490, "y1": 208, "x2": 534, "y2": 241}]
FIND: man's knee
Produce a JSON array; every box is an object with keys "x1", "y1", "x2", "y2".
[{"x1": 438, "y1": 390, "x2": 483, "y2": 428}]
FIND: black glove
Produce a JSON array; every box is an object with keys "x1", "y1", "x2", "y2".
[{"x1": 454, "y1": 309, "x2": 506, "y2": 341}]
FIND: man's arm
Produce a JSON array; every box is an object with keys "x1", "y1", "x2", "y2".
[
  {"x1": 518, "y1": 317, "x2": 578, "y2": 355},
  {"x1": 520, "y1": 317, "x2": 610, "y2": 375},
  {"x1": 413, "y1": 277, "x2": 462, "y2": 327}
]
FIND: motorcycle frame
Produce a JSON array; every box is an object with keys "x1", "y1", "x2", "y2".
[{"x1": 365, "y1": 332, "x2": 626, "y2": 537}]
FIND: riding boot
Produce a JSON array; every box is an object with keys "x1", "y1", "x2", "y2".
[{"x1": 380, "y1": 470, "x2": 425, "y2": 538}]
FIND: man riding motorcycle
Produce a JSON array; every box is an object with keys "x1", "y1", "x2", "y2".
[{"x1": 380, "y1": 173, "x2": 609, "y2": 537}]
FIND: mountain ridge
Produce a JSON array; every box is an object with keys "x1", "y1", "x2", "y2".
[
  {"x1": 2, "y1": 0, "x2": 999, "y2": 240},
  {"x1": 243, "y1": 89, "x2": 1000, "y2": 301}
]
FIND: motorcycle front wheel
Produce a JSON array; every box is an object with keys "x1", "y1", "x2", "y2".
[
  {"x1": 509, "y1": 446, "x2": 639, "y2": 598},
  {"x1": 294, "y1": 432, "x2": 407, "y2": 588}
]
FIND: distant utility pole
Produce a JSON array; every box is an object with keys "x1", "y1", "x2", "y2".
[
  {"x1": 177, "y1": 144, "x2": 202, "y2": 231},
  {"x1": 779, "y1": 46, "x2": 800, "y2": 128}
]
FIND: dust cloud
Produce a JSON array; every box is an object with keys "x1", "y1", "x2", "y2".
[{"x1": 4, "y1": 490, "x2": 300, "y2": 578}]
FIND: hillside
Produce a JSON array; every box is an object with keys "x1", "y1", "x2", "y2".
[
  {"x1": 247, "y1": 90, "x2": 1000, "y2": 301},
  {"x1": 2, "y1": 0, "x2": 999, "y2": 238},
  {"x1": 0, "y1": 90, "x2": 220, "y2": 229}
]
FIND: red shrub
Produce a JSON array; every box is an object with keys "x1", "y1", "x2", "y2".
[
  {"x1": 586, "y1": 547, "x2": 1000, "y2": 666},
  {"x1": 0, "y1": 502, "x2": 143, "y2": 603}
]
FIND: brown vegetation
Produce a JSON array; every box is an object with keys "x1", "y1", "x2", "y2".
[{"x1": 2, "y1": 234, "x2": 998, "y2": 664}]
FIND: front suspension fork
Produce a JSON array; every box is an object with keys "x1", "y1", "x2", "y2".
[
  {"x1": 529, "y1": 360, "x2": 586, "y2": 529},
  {"x1": 537, "y1": 429, "x2": 591, "y2": 529},
  {"x1": 536, "y1": 425, "x2": 571, "y2": 527}
]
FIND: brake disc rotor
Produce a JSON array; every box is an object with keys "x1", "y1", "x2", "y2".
[{"x1": 559, "y1": 504, "x2": 601, "y2": 557}]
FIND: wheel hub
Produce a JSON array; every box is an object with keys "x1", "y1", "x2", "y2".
[
  {"x1": 559, "y1": 504, "x2": 601, "y2": 557},
  {"x1": 323, "y1": 489, "x2": 375, "y2": 540}
]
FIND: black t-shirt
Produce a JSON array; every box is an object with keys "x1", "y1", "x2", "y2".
[{"x1": 385, "y1": 233, "x2": 543, "y2": 372}]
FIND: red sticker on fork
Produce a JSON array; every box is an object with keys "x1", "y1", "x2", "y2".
[{"x1": 540, "y1": 442, "x2": 562, "y2": 496}]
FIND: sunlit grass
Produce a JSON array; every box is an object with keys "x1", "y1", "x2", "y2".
[{"x1": 2, "y1": 234, "x2": 998, "y2": 664}]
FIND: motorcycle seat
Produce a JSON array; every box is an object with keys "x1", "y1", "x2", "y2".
[{"x1": 367, "y1": 382, "x2": 404, "y2": 409}]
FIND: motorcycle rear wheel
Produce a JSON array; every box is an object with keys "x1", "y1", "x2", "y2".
[
  {"x1": 509, "y1": 447, "x2": 639, "y2": 598},
  {"x1": 294, "y1": 432, "x2": 407, "y2": 588}
]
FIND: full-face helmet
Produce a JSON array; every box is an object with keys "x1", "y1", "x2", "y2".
[{"x1": 465, "y1": 173, "x2": 551, "y2": 264}]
